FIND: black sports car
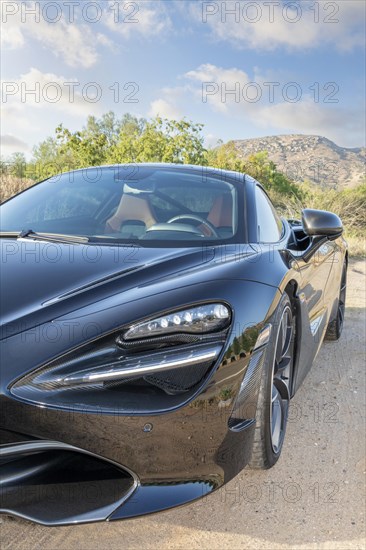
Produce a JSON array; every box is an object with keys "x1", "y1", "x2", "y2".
[{"x1": 0, "y1": 164, "x2": 347, "y2": 525}]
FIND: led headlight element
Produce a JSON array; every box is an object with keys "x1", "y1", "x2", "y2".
[
  {"x1": 123, "y1": 303, "x2": 231, "y2": 341},
  {"x1": 10, "y1": 304, "x2": 231, "y2": 412}
]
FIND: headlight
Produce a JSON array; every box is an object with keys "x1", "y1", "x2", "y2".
[
  {"x1": 123, "y1": 303, "x2": 231, "y2": 341},
  {"x1": 10, "y1": 303, "x2": 231, "y2": 412}
]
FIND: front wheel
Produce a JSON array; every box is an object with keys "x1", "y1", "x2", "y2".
[{"x1": 249, "y1": 293, "x2": 295, "y2": 469}]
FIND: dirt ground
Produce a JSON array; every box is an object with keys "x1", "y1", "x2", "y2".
[{"x1": 1, "y1": 259, "x2": 365, "y2": 550}]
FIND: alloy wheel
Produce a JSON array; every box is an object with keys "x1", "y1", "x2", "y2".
[
  {"x1": 338, "y1": 264, "x2": 347, "y2": 331},
  {"x1": 270, "y1": 305, "x2": 294, "y2": 454}
]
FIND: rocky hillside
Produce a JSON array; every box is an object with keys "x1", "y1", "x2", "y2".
[{"x1": 232, "y1": 135, "x2": 365, "y2": 189}]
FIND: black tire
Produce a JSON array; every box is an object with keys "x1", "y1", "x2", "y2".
[
  {"x1": 325, "y1": 261, "x2": 347, "y2": 341},
  {"x1": 249, "y1": 293, "x2": 295, "y2": 470}
]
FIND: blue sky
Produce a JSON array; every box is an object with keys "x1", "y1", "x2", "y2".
[{"x1": 1, "y1": 0, "x2": 365, "y2": 158}]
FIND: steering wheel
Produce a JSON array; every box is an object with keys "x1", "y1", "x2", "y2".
[{"x1": 166, "y1": 214, "x2": 219, "y2": 238}]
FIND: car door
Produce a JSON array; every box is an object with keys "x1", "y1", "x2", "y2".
[
  {"x1": 254, "y1": 186, "x2": 335, "y2": 390},
  {"x1": 292, "y1": 240, "x2": 336, "y2": 387}
]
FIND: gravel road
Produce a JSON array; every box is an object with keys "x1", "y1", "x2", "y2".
[{"x1": 1, "y1": 259, "x2": 365, "y2": 550}]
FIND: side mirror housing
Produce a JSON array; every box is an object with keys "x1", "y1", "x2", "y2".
[{"x1": 302, "y1": 209, "x2": 343, "y2": 240}]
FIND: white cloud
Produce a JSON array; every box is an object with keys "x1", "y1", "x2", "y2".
[
  {"x1": 196, "y1": 0, "x2": 365, "y2": 52},
  {"x1": 1, "y1": 135, "x2": 30, "y2": 154},
  {"x1": 185, "y1": 63, "x2": 251, "y2": 113},
  {"x1": 255, "y1": 100, "x2": 365, "y2": 147},
  {"x1": 149, "y1": 98, "x2": 182, "y2": 119},
  {"x1": 0, "y1": 104, "x2": 33, "y2": 141},
  {"x1": 1, "y1": 1, "x2": 112, "y2": 68},
  {"x1": 204, "y1": 133, "x2": 222, "y2": 148},
  {"x1": 1, "y1": 24, "x2": 24, "y2": 49},
  {"x1": 104, "y1": 0, "x2": 172, "y2": 38},
  {"x1": 2, "y1": 68, "x2": 103, "y2": 115},
  {"x1": 1, "y1": 1, "x2": 172, "y2": 68},
  {"x1": 148, "y1": 83, "x2": 195, "y2": 119},
  {"x1": 152, "y1": 63, "x2": 364, "y2": 147},
  {"x1": 1, "y1": 68, "x2": 107, "y2": 156},
  {"x1": 30, "y1": 21, "x2": 108, "y2": 69}
]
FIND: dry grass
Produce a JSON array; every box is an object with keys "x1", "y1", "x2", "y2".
[
  {"x1": 1, "y1": 176, "x2": 365, "y2": 257},
  {"x1": 0, "y1": 175, "x2": 34, "y2": 203},
  {"x1": 272, "y1": 188, "x2": 366, "y2": 258},
  {"x1": 345, "y1": 234, "x2": 366, "y2": 258}
]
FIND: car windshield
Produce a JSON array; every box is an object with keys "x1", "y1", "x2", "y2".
[{"x1": 0, "y1": 165, "x2": 241, "y2": 246}]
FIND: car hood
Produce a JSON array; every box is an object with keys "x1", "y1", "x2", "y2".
[{"x1": 0, "y1": 238, "x2": 259, "y2": 338}]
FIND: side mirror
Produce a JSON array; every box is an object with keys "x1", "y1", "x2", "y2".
[{"x1": 302, "y1": 209, "x2": 343, "y2": 240}]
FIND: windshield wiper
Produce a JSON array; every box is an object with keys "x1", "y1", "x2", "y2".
[
  {"x1": 0, "y1": 232, "x2": 21, "y2": 238},
  {"x1": 0, "y1": 229, "x2": 89, "y2": 243},
  {"x1": 20, "y1": 229, "x2": 90, "y2": 243}
]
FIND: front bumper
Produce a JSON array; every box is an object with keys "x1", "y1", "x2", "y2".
[
  {"x1": 0, "y1": 436, "x2": 220, "y2": 525},
  {"x1": 0, "y1": 280, "x2": 278, "y2": 525},
  {"x1": 0, "y1": 343, "x2": 265, "y2": 525}
]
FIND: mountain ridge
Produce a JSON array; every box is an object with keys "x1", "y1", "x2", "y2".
[{"x1": 230, "y1": 134, "x2": 365, "y2": 189}]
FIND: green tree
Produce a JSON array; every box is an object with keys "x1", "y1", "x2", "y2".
[
  {"x1": 55, "y1": 122, "x2": 108, "y2": 168},
  {"x1": 206, "y1": 141, "x2": 246, "y2": 172},
  {"x1": 0, "y1": 158, "x2": 9, "y2": 175},
  {"x1": 207, "y1": 142, "x2": 303, "y2": 201},
  {"x1": 7, "y1": 152, "x2": 27, "y2": 178},
  {"x1": 232, "y1": 336, "x2": 241, "y2": 356},
  {"x1": 28, "y1": 113, "x2": 207, "y2": 176},
  {"x1": 28, "y1": 137, "x2": 64, "y2": 179},
  {"x1": 107, "y1": 117, "x2": 207, "y2": 165}
]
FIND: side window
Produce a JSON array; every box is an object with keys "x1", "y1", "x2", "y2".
[{"x1": 255, "y1": 186, "x2": 283, "y2": 242}]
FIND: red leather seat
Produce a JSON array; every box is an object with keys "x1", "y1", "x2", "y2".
[{"x1": 105, "y1": 194, "x2": 156, "y2": 233}]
